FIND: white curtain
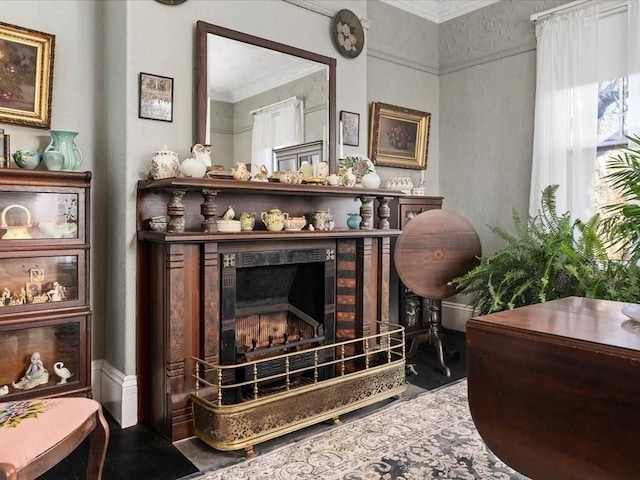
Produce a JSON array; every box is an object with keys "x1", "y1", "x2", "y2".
[
  {"x1": 628, "y1": 1, "x2": 640, "y2": 142},
  {"x1": 251, "y1": 99, "x2": 303, "y2": 173},
  {"x1": 529, "y1": 7, "x2": 599, "y2": 219},
  {"x1": 530, "y1": 1, "x2": 640, "y2": 218},
  {"x1": 251, "y1": 111, "x2": 273, "y2": 173}
]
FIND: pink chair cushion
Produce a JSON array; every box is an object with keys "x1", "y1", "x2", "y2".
[{"x1": 0, "y1": 398, "x2": 101, "y2": 470}]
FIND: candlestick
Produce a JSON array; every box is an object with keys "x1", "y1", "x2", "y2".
[{"x1": 339, "y1": 120, "x2": 344, "y2": 159}]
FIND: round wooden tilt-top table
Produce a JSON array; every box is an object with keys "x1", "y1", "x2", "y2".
[{"x1": 394, "y1": 209, "x2": 481, "y2": 376}]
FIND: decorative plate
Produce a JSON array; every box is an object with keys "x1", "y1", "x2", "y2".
[
  {"x1": 155, "y1": 0, "x2": 187, "y2": 4},
  {"x1": 331, "y1": 9, "x2": 364, "y2": 59}
]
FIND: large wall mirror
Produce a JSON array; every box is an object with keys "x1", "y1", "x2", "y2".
[{"x1": 195, "y1": 21, "x2": 337, "y2": 174}]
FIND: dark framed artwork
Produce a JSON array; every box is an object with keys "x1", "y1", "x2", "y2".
[
  {"x1": 369, "y1": 102, "x2": 430, "y2": 170},
  {"x1": 139, "y1": 72, "x2": 173, "y2": 122},
  {"x1": 340, "y1": 111, "x2": 359, "y2": 147},
  {"x1": 0, "y1": 22, "x2": 55, "y2": 128}
]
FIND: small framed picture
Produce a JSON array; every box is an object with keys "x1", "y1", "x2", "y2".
[
  {"x1": 139, "y1": 72, "x2": 173, "y2": 122},
  {"x1": 340, "y1": 111, "x2": 360, "y2": 147},
  {"x1": 29, "y1": 268, "x2": 45, "y2": 282},
  {"x1": 25, "y1": 281, "x2": 41, "y2": 298}
]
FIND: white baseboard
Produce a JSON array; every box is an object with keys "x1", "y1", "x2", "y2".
[
  {"x1": 441, "y1": 301, "x2": 475, "y2": 332},
  {"x1": 91, "y1": 359, "x2": 138, "y2": 428}
]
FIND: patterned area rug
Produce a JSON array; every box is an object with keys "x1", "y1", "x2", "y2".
[{"x1": 193, "y1": 380, "x2": 529, "y2": 480}]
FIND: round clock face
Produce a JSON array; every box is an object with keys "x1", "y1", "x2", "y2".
[{"x1": 331, "y1": 9, "x2": 364, "y2": 59}]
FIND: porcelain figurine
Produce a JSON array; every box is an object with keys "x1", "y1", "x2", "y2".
[
  {"x1": 0, "y1": 385, "x2": 8, "y2": 396},
  {"x1": 222, "y1": 206, "x2": 235, "y2": 220},
  {"x1": 12, "y1": 352, "x2": 49, "y2": 390},
  {"x1": 149, "y1": 146, "x2": 180, "y2": 179},
  {"x1": 231, "y1": 162, "x2": 250, "y2": 181},
  {"x1": 54, "y1": 361, "x2": 73, "y2": 384},
  {"x1": 261, "y1": 207, "x2": 289, "y2": 232}
]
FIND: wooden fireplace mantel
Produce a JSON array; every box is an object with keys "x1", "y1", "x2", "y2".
[{"x1": 136, "y1": 178, "x2": 404, "y2": 441}]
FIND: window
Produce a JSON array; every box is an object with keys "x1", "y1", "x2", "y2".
[{"x1": 595, "y1": 77, "x2": 628, "y2": 215}]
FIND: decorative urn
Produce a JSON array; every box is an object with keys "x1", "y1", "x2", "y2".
[{"x1": 149, "y1": 146, "x2": 180, "y2": 179}]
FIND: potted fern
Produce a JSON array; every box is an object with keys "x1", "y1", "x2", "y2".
[{"x1": 454, "y1": 137, "x2": 640, "y2": 315}]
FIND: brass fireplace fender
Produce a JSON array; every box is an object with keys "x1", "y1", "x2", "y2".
[{"x1": 190, "y1": 322, "x2": 406, "y2": 456}]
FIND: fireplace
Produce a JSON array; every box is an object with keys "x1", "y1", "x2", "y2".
[
  {"x1": 219, "y1": 246, "x2": 336, "y2": 402},
  {"x1": 136, "y1": 178, "x2": 408, "y2": 445}
]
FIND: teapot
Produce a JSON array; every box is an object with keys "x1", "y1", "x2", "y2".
[
  {"x1": 231, "y1": 162, "x2": 250, "y2": 181},
  {"x1": 261, "y1": 207, "x2": 289, "y2": 232},
  {"x1": 239, "y1": 212, "x2": 256, "y2": 231},
  {"x1": 279, "y1": 170, "x2": 302, "y2": 185},
  {"x1": 149, "y1": 146, "x2": 180, "y2": 180}
]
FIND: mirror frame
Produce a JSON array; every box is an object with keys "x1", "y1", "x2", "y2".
[{"x1": 195, "y1": 20, "x2": 337, "y2": 172}]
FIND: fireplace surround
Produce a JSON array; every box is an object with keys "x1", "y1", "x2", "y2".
[{"x1": 136, "y1": 178, "x2": 407, "y2": 445}]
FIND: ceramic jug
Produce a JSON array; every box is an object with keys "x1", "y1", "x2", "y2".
[
  {"x1": 149, "y1": 146, "x2": 180, "y2": 179},
  {"x1": 251, "y1": 165, "x2": 269, "y2": 182},
  {"x1": 239, "y1": 212, "x2": 256, "y2": 231},
  {"x1": 261, "y1": 207, "x2": 289, "y2": 232},
  {"x1": 191, "y1": 144, "x2": 212, "y2": 169},
  {"x1": 44, "y1": 130, "x2": 83, "y2": 171},
  {"x1": 232, "y1": 162, "x2": 250, "y2": 181}
]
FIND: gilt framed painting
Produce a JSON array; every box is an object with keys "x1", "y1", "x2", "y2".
[
  {"x1": 369, "y1": 102, "x2": 430, "y2": 170},
  {"x1": 0, "y1": 22, "x2": 55, "y2": 129}
]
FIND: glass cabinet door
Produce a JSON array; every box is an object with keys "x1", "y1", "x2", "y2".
[
  {"x1": 0, "y1": 250, "x2": 86, "y2": 311},
  {"x1": 0, "y1": 315, "x2": 89, "y2": 400},
  {"x1": 0, "y1": 189, "x2": 85, "y2": 244}
]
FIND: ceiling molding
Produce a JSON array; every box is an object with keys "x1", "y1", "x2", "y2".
[{"x1": 380, "y1": 0, "x2": 501, "y2": 24}]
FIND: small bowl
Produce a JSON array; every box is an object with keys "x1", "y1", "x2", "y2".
[
  {"x1": 149, "y1": 221, "x2": 167, "y2": 232},
  {"x1": 216, "y1": 219, "x2": 241, "y2": 232},
  {"x1": 148, "y1": 216, "x2": 167, "y2": 232},
  {"x1": 13, "y1": 151, "x2": 42, "y2": 169}
]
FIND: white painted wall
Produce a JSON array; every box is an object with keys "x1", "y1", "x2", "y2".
[{"x1": 2, "y1": 0, "x2": 554, "y2": 426}]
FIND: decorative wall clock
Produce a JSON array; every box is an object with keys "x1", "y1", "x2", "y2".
[{"x1": 331, "y1": 9, "x2": 364, "y2": 59}]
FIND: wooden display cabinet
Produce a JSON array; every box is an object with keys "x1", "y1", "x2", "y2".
[
  {"x1": 0, "y1": 170, "x2": 92, "y2": 400},
  {"x1": 388, "y1": 195, "x2": 443, "y2": 336},
  {"x1": 273, "y1": 140, "x2": 324, "y2": 173}
]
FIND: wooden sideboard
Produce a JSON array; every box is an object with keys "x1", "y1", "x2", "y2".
[
  {"x1": 467, "y1": 297, "x2": 640, "y2": 480},
  {"x1": 136, "y1": 178, "x2": 407, "y2": 441}
]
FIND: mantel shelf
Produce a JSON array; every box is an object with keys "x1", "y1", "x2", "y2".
[
  {"x1": 138, "y1": 228, "x2": 402, "y2": 243},
  {"x1": 138, "y1": 177, "x2": 407, "y2": 198}
]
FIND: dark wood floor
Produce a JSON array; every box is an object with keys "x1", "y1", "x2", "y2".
[{"x1": 39, "y1": 329, "x2": 466, "y2": 480}]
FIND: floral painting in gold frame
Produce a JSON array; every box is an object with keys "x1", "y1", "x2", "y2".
[
  {"x1": 0, "y1": 22, "x2": 55, "y2": 129},
  {"x1": 369, "y1": 102, "x2": 430, "y2": 170}
]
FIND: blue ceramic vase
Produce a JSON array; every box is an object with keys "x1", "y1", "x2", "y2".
[{"x1": 347, "y1": 213, "x2": 361, "y2": 229}]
